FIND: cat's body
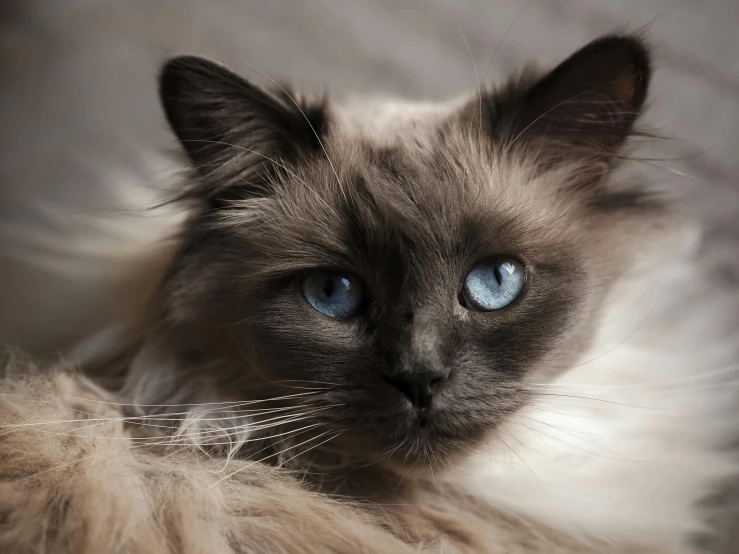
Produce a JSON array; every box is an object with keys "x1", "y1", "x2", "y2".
[{"x1": 1, "y1": 34, "x2": 737, "y2": 553}]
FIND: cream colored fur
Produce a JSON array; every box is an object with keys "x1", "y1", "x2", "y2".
[{"x1": 456, "y1": 209, "x2": 739, "y2": 553}]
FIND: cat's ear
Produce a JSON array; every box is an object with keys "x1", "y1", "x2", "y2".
[
  {"x1": 158, "y1": 56, "x2": 327, "y2": 197},
  {"x1": 491, "y1": 35, "x2": 651, "y2": 162}
]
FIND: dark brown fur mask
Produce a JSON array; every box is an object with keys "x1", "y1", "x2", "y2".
[{"x1": 128, "y1": 35, "x2": 661, "y2": 474}]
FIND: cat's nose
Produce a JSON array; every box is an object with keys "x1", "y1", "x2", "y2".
[{"x1": 383, "y1": 368, "x2": 449, "y2": 409}]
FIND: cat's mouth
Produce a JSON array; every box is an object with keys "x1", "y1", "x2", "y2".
[
  {"x1": 372, "y1": 406, "x2": 486, "y2": 469},
  {"x1": 414, "y1": 414, "x2": 434, "y2": 446}
]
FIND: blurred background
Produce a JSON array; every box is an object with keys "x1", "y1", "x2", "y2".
[
  {"x1": 1, "y1": 0, "x2": 738, "y2": 351},
  {"x1": 0, "y1": 0, "x2": 737, "y2": 549}
]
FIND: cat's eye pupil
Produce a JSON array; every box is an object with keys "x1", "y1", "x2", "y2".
[
  {"x1": 323, "y1": 279, "x2": 335, "y2": 297},
  {"x1": 461, "y1": 258, "x2": 526, "y2": 312},
  {"x1": 493, "y1": 266, "x2": 502, "y2": 286},
  {"x1": 303, "y1": 270, "x2": 364, "y2": 319}
]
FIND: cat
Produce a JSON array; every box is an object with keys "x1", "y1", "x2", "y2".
[{"x1": 1, "y1": 33, "x2": 737, "y2": 553}]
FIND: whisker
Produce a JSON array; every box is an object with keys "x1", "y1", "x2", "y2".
[
  {"x1": 208, "y1": 430, "x2": 336, "y2": 488},
  {"x1": 656, "y1": 380, "x2": 739, "y2": 395},
  {"x1": 0, "y1": 412, "x2": 305, "y2": 443},
  {"x1": 525, "y1": 405, "x2": 601, "y2": 419},
  {"x1": 0, "y1": 400, "x2": 320, "y2": 430},
  {"x1": 455, "y1": 25, "x2": 482, "y2": 144},
  {"x1": 505, "y1": 421, "x2": 550, "y2": 449},
  {"x1": 496, "y1": 433, "x2": 542, "y2": 488},
  {"x1": 529, "y1": 362, "x2": 739, "y2": 391},
  {"x1": 265, "y1": 379, "x2": 343, "y2": 387},
  {"x1": 570, "y1": 294, "x2": 665, "y2": 372},
  {"x1": 2, "y1": 402, "x2": 338, "y2": 444},
  {"x1": 13, "y1": 420, "x2": 328, "y2": 483},
  {"x1": 0, "y1": 389, "x2": 322, "y2": 410},
  {"x1": 481, "y1": 0, "x2": 536, "y2": 85},
  {"x1": 278, "y1": 431, "x2": 345, "y2": 471},
  {"x1": 172, "y1": 412, "x2": 320, "y2": 438},
  {"x1": 515, "y1": 415, "x2": 621, "y2": 456},
  {"x1": 178, "y1": 423, "x2": 324, "y2": 451},
  {"x1": 531, "y1": 392, "x2": 654, "y2": 409},
  {"x1": 508, "y1": 419, "x2": 648, "y2": 462}
]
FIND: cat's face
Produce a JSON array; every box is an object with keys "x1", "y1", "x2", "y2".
[{"x1": 148, "y1": 35, "x2": 661, "y2": 469}]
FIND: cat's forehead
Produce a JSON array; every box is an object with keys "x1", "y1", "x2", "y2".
[
  {"x1": 324, "y1": 108, "x2": 579, "y2": 236},
  {"x1": 334, "y1": 97, "x2": 464, "y2": 147},
  {"x1": 232, "y1": 108, "x2": 590, "y2": 277},
  {"x1": 329, "y1": 97, "x2": 579, "y2": 224}
]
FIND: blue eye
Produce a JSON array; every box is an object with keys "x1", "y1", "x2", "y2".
[
  {"x1": 302, "y1": 269, "x2": 364, "y2": 319},
  {"x1": 461, "y1": 258, "x2": 526, "y2": 311}
]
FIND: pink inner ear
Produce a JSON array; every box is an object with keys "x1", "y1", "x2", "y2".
[{"x1": 614, "y1": 73, "x2": 637, "y2": 105}]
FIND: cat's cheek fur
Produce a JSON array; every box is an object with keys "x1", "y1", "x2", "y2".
[{"x1": 455, "y1": 222, "x2": 739, "y2": 553}]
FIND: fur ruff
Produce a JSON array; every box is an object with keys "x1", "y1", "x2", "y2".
[
  {"x1": 456, "y1": 220, "x2": 739, "y2": 553},
  {"x1": 0, "y1": 361, "x2": 668, "y2": 554}
]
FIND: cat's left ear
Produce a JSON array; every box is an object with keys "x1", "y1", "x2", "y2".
[{"x1": 490, "y1": 34, "x2": 651, "y2": 162}]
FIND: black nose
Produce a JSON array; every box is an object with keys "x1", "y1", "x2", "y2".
[{"x1": 383, "y1": 368, "x2": 449, "y2": 409}]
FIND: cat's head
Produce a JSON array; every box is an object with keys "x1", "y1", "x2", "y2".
[{"x1": 140, "y1": 35, "x2": 662, "y2": 471}]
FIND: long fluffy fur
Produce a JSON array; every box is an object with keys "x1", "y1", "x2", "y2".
[
  {"x1": 0, "y1": 359, "x2": 658, "y2": 554},
  {"x1": 0, "y1": 364, "x2": 413, "y2": 554},
  {"x1": 455, "y1": 218, "x2": 739, "y2": 552}
]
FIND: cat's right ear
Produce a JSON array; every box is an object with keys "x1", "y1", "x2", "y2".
[
  {"x1": 486, "y1": 34, "x2": 651, "y2": 166},
  {"x1": 158, "y1": 56, "x2": 328, "y2": 198}
]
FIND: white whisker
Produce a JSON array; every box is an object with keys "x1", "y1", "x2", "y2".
[{"x1": 208, "y1": 430, "x2": 335, "y2": 488}]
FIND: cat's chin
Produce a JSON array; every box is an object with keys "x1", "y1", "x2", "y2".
[
  {"x1": 311, "y1": 419, "x2": 475, "y2": 477},
  {"x1": 363, "y1": 418, "x2": 491, "y2": 475},
  {"x1": 378, "y1": 434, "x2": 476, "y2": 477}
]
